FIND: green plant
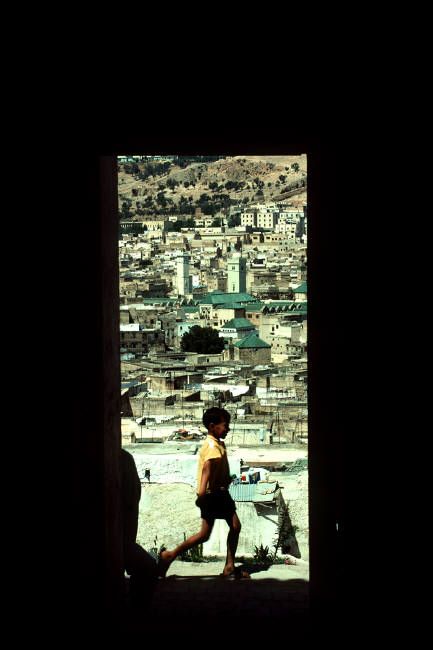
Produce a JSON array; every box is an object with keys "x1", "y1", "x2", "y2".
[
  {"x1": 272, "y1": 492, "x2": 302, "y2": 559},
  {"x1": 149, "y1": 535, "x2": 166, "y2": 560},
  {"x1": 179, "y1": 532, "x2": 204, "y2": 562},
  {"x1": 253, "y1": 544, "x2": 273, "y2": 565},
  {"x1": 188, "y1": 544, "x2": 204, "y2": 562}
]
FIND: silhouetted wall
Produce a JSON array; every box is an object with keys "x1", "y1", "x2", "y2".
[
  {"x1": 56, "y1": 138, "x2": 342, "y2": 638},
  {"x1": 65, "y1": 155, "x2": 123, "y2": 632}
]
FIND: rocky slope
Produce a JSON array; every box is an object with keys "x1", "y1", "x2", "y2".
[{"x1": 118, "y1": 154, "x2": 307, "y2": 217}]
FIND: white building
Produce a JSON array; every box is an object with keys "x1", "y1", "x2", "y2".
[{"x1": 176, "y1": 253, "x2": 190, "y2": 296}]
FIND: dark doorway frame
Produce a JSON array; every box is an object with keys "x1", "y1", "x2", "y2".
[{"x1": 66, "y1": 140, "x2": 341, "y2": 637}]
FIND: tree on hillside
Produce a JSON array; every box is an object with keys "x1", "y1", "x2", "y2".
[
  {"x1": 200, "y1": 201, "x2": 216, "y2": 216},
  {"x1": 165, "y1": 218, "x2": 196, "y2": 232},
  {"x1": 291, "y1": 163, "x2": 300, "y2": 173},
  {"x1": 156, "y1": 192, "x2": 167, "y2": 207},
  {"x1": 253, "y1": 178, "x2": 264, "y2": 189},
  {"x1": 216, "y1": 193, "x2": 231, "y2": 209},
  {"x1": 178, "y1": 196, "x2": 193, "y2": 215},
  {"x1": 124, "y1": 163, "x2": 140, "y2": 175},
  {"x1": 166, "y1": 177, "x2": 178, "y2": 190},
  {"x1": 228, "y1": 214, "x2": 241, "y2": 227},
  {"x1": 143, "y1": 196, "x2": 154, "y2": 208},
  {"x1": 181, "y1": 325, "x2": 225, "y2": 354},
  {"x1": 120, "y1": 201, "x2": 133, "y2": 218}
]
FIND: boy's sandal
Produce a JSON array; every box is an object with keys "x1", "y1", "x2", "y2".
[{"x1": 219, "y1": 567, "x2": 251, "y2": 580}]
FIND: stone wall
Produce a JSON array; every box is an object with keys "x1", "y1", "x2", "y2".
[
  {"x1": 129, "y1": 451, "x2": 240, "y2": 486},
  {"x1": 235, "y1": 347, "x2": 271, "y2": 365}
]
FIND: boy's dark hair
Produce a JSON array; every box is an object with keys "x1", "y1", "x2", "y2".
[{"x1": 202, "y1": 407, "x2": 231, "y2": 430}]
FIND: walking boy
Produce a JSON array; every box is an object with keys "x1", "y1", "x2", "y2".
[{"x1": 158, "y1": 407, "x2": 249, "y2": 579}]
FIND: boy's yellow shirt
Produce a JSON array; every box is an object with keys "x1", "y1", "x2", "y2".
[{"x1": 196, "y1": 434, "x2": 231, "y2": 493}]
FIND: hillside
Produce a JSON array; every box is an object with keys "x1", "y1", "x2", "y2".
[{"x1": 118, "y1": 154, "x2": 307, "y2": 219}]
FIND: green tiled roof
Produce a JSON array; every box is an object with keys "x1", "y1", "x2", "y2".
[
  {"x1": 294, "y1": 281, "x2": 307, "y2": 293},
  {"x1": 198, "y1": 292, "x2": 257, "y2": 306},
  {"x1": 265, "y1": 301, "x2": 302, "y2": 307},
  {"x1": 182, "y1": 306, "x2": 199, "y2": 313},
  {"x1": 264, "y1": 301, "x2": 307, "y2": 313},
  {"x1": 245, "y1": 303, "x2": 265, "y2": 312},
  {"x1": 222, "y1": 318, "x2": 255, "y2": 330},
  {"x1": 234, "y1": 332, "x2": 271, "y2": 349}
]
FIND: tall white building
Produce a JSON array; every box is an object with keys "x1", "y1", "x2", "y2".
[
  {"x1": 227, "y1": 253, "x2": 247, "y2": 293},
  {"x1": 176, "y1": 252, "x2": 190, "y2": 296}
]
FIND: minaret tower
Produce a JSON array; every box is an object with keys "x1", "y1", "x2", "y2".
[
  {"x1": 227, "y1": 253, "x2": 247, "y2": 293},
  {"x1": 176, "y1": 252, "x2": 190, "y2": 296}
]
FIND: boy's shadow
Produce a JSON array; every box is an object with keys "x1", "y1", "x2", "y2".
[{"x1": 237, "y1": 561, "x2": 273, "y2": 575}]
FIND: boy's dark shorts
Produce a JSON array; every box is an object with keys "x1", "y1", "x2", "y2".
[{"x1": 195, "y1": 490, "x2": 236, "y2": 520}]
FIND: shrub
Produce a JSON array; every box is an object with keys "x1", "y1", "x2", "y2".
[
  {"x1": 180, "y1": 533, "x2": 204, "y2": 562},
  {"x1": 253, "y1": 544, "x2": 273, "y2": 565}
]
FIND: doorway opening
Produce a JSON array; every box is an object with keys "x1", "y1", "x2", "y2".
[{"x1": 117, "y1": 153, "x2": 309, "y2": 584}]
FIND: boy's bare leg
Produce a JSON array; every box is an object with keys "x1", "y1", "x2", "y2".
[
  {"x1": 158, "y1": 519, "x2": 213, "y2": 576},
  {"x1": 222, "y1": 512, "x2": 241, "y2": 576}
]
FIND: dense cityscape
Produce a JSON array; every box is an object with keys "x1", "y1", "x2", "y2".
[{"x1": 117, "y1": 155, "x2": 309, "y2": 566}]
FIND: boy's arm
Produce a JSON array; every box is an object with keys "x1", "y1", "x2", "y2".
[{"x1": 197, "y1": 459, "x2": 217, "y2": 497}]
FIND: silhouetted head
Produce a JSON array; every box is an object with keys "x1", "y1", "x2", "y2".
[{"x1": 202, "y1": 407, "x2": 231, "y2": 439}]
